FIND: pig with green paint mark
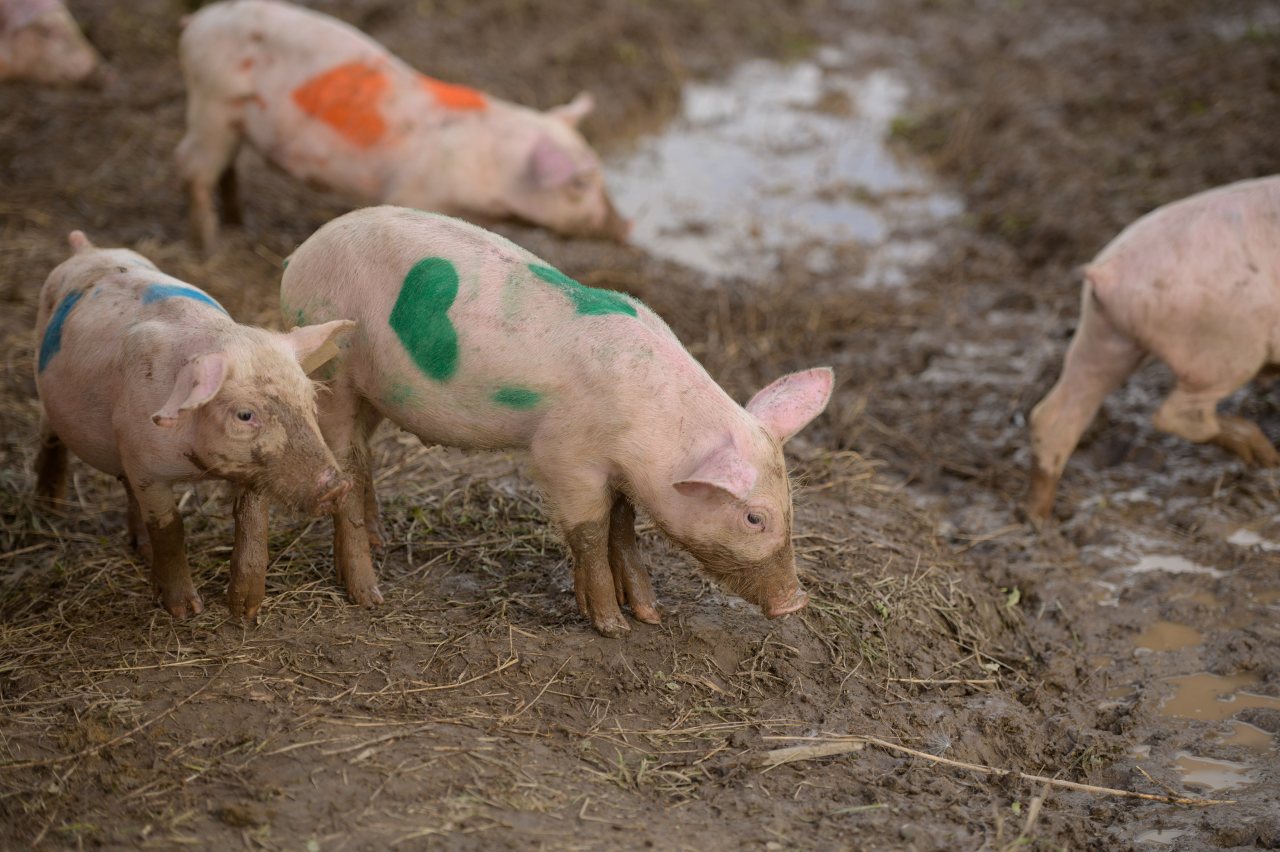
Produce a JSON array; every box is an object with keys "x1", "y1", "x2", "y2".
[
  {"x1": 278, "y1": 207, "x2": 833, "y2": 637},
  {"x1": 34, "y1": 231, "x2": 355, "y2": 621}
]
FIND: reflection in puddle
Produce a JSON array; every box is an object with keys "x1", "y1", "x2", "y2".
[
  {"x1": 1216, "y1": 721, "x2": 1274, "y2": 751},
  {"x1": 1160, "y1": 672, "x2": 1280, "y2": 721},
  {"x1": 607, "y1": 53, "x2": 961, "y2": 281},
  {"x1": 1174, "y1": 752, "x2": 1257, "y2": 790},
  {"x1": 1136, "y1": 829, "x2": 1188, "y2": 845},
  {"x1": 1126, "y1": 554, "x2": 1225, "y2": 578},
  {"x1": 1134, "y1": 621, "x2": 1203, "y2": 651}
]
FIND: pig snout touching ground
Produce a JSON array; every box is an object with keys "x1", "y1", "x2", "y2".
[
  {"x1": 0, "y1": 0, "x2": 109, "y2": 86},
  {"x1": 176, "y1": 0, "x2": 627, "y2": 253},
  {"x1": 280, "y1": 206, "x2": 833, "y2": 636},
  {"x1": 1028, "y1": 175, "x2": 1280, "y2": 521},
  {"x1": 33, "y1": 230, "x2": 355, "y2": 622}
]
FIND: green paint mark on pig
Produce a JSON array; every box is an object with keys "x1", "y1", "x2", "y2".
[
  {"x1": 528, "y1": 264, "x2": 637, "y2": 317},
  {"x1": 386, "y1": 380, "x2": 417, "y2": 407},
  {"x1": 391, "y1": 257, "x2": 460, "y2": 382},
  {"x1": 492, "y1": 386, "x2": 542, "y2": 409}
]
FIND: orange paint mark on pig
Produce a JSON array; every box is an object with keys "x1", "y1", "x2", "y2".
[
  {"x1": 418, "y1": 75, "x2": 487, "y2": 111},
  {"x1": 292, "y1": 62, "x2": 390, "y2": 148},
  {"x1": 239, "y1": 57, "x2": 254, "y2": 70}
]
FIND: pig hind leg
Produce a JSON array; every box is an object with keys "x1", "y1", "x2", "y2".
[
  {"x1": 1152, "y1": 356, "x2": 1278, "y2": 466},
  {"x1": 608, "y1": 497, "x2": 660, "y2": 624},
  {"x1": 319, "y1": 390, "x2": 385, "y2": 606},
  {"x1": 176, "y1": 96, "x2": 242, "y2": 252},
  {"x1": 1028, "y1": 287, "x2": 1144, "y2": 520},
  {"x1": 34, "y1": 417, "x2": 67, "y2": 502}
]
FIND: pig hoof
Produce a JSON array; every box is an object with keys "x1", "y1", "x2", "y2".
[
  {"x1": 349, "y1": 584, "x2": 384, "y2": 607},
  {"x1": 591, "y1": 615, "x2": 631, "y2": 638},
  {"x1": 630, "y1": 604, "x2": 661, "y2": 625},
  {"x1": 159, "y1": 590, "x2": 205, "y2": 619}
]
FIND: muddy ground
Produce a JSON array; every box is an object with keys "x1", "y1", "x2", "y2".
[{"x1": 1, "y1": 0, "x2": 1279, "y2": 848}]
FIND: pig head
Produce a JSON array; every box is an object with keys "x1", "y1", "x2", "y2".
[
  {"x1": 0, "y1": 0, "x2": 107, "y2": 85},
  {"x1": 146, "y1": 320, "x2": 356, "y2": 517},
  {"x1": 654, "y1": 368, "x2": 834, "y2": 618}
]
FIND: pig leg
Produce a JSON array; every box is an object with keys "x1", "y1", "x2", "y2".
[
  {"x1": 1152, "y1": 369, "x2": 1279, "y2": 466},
  {"x1": 1027, "y1": 288, "x2": 1144, "y2": 520},
  {"x1": 34, "y1": 418, "x2": 67, "y2": 502},
  {"x1": 354, "y1": 405, "x2": 387, "y2": 552},
  {"x1": 122, "y1": 477, "x2": 152, "y2": 561},
  {"x1": 127, "y1": 476, "x2": 203, "y2": 618},
  {"x1": 218, "y1": 162, "x2": 242, "y2": 227},
  {"x1": 175, "y1": 99, "x2": 242, "y2": 253},
  {"x1": 319, "y1": 390, "x2": 384, "y2": 606},
  {"x1": 608, "y1": 497, "x2": 660, "y2": 624},
  {"x1": 227, "y1": 488, "x2": 270, "y2": 623}
]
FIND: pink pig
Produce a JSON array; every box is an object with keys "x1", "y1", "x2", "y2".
[
  {"x1": 1029, "y1": 176, "x2": 1280, "y2": 520},
  {"x1": 34, "y1": 231, "x2": 355, "y2": 620},
  {"x1": 0, "y1": 0, "x2": 108, "y2": 85},
  {"x1": 176, "y1": 0, "x2": 628, "y2": 253},
  {"x1": 277, "y1": 207, "x2": 833, "y2": 637}
]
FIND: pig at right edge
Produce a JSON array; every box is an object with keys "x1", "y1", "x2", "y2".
[
  {"x1": 1029, "y1": 176, "x2": 1280, "y2": 521},
  {"x1": 281, "y1": 207, "x2": 834, "y2": 637}
]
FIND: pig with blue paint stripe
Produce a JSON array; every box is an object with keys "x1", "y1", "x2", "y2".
[
  {"x1": 279, "y1": 207, "x2": 833, "y2": 637},
  {"x1": 34, "y1": 231, "x2": 356, "y2": 621}
]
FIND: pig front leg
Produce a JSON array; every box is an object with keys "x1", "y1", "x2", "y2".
[
  {"x1": 608, "y1": 497, "x2": 660, "y2": 624},
  {"x1": 122, "y1": 477, "x2": 152, "y2": 561},
  {"x1": 1027, "y1": 288, "x2": 1143, "y2": 521},
  {"x1": 227, "y1": 488, "x2": 270, "y2": 623},
  {"x1": 175, "y1": 97, "x2": 243, "y2": 253},
  {"x1": 34, "y1": 418, "x2": 68, "y2": 502},
  {"x1": 126, "y1": 475, "x2": 204, "y2": 618},
  {"x1": 319, "y1": 391, "x2": 384, "y2": 607}
]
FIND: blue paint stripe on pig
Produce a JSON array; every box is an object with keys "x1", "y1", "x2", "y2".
[
  {"x1": 38, "y1": 291, "x2": 85, "y2": 373},
  {"x1": 141, "y1": 283, "x2": 229, "y2": 315}
]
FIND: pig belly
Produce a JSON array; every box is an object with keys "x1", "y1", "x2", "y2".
[{"x1": 37, "y1": 364, "x2": 123, "y2": 476}]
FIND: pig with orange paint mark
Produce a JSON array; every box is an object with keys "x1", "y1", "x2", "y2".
[{"x1": 176, "y1": 0, "x2": 629, "y2": 252}]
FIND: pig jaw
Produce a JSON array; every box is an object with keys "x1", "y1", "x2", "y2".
[{"x1": 682, "y1": 538, "x2": 808, "y2": 620}]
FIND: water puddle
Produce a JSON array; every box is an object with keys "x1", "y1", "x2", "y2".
[
  {"x1": 1160, "y1": 672, "x2": 1280, "y2": 721},
  {"x1": 1126, "y1": 554, "x2": 1225, "y2": 579},
  {"x1": 1215, "y1": 721, "x2": 1274, "y2": 751},
  {"x1": 1225, "y1": 528, "x2": 1280, "y2": 551},
  {"x1": 1134, "y1": 621, "x2": 1203, "y2": 652},
  {"x1": 1135, "y1": 829, "x2": 1188, "y2": 846},
  {"x1": 1173, "y1": 752, "x2": 1257, "y2": 790},
  {"x1": 607, "y1": 48, "x2": 961, "y2": 282}
]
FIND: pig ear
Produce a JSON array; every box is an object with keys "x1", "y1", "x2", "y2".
[
  {"x1": 151, "y1": 353, "x2": 229, "y2": 427},
  {"x1": 68, "y1": 230, "x2": 94, "y2": 253},
  {"x1": 673, "y1": 443, "x2": 758, "y2": 502},
  {"x1": 284, "y1": 319, "x2": 357, "y2": 374},
  {"x1": 548, "y1": 91, "x2": 594, "y2": 127},
  {"x1": 528, "y1": 135, "x2": 585, "y2": 189},
  {"x1": 746, "y1": 367, "x2": 835, "y2": 444}
]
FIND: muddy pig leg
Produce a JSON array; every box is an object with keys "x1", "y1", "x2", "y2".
[
  {"x1": 34, "y1": 417, "x2": 67, "y2": 502},
  {"x1": 175, "y1": 95, "x2": 242, "y2": 254},
  {"x1": 354, "y1": 401, "x2": 387, "y2": 552},
  {"x1": 218, "y1": 160, "x2": 243, "y2": 227},
  {"x1": 122, "y1": 477, "x2": 152, "y2": 562},
  {"x1": 1152, "y1": 365, "x2": 1278, "y2": 466},
  {"x1": 227, "y1": 487, "x2": 270, "y2": 623},
  {"x1": 319, "y1": 386, "x2": 384, "y2": 606},
  {"x1": 128, "y1": 474, "x2": 203, "y2": 618},
  {"x1": 608, "y1": 496, "x2": 660, "y2": 624},
  {"x1": 1027, "y1": 286, "x2": 1144, "y2": 521}
]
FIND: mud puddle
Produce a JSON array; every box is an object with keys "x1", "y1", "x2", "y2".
[
  {"x1": 607, "y1": 40, "x2": 960, "y2": 283},
  {"x1": 1160, "y1": 672, "x2": 1280, "y2": 722}
]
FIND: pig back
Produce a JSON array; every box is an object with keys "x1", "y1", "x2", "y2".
[
  {"x1": 1087, "y1": 176, "x2": 1280, "y2": 364},
  {"x1": 282, "y1": 208, "x2": 682, "y2": 450}
]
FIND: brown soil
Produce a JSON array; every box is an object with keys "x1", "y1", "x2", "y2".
[{"x1": 2, "y1": 0, "x2": 1278, "y2": 849}]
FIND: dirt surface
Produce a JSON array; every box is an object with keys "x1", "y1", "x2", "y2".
[{"x1": 2, "y1": 0, "x2": 1279, "y2": 849}]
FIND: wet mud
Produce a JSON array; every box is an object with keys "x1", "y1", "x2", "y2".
[{"x1": 1, "y1": 0, "x2": 1279, "y2": 849}]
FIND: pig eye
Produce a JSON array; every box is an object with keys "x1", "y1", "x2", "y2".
[
  {"x1": 234, "y1": 409, "x2": 256, "y2": 424},
  {"x1": 745, "y1": 511, "x2": 764, "y2": 529}
]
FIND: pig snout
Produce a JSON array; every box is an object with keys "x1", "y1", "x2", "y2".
[
  {"x1": 763, "y1": 585, "x2": 810, "y2": 619},
  {"x1": 310, "y1": 468, "x2": 352, "y2": 515}
]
